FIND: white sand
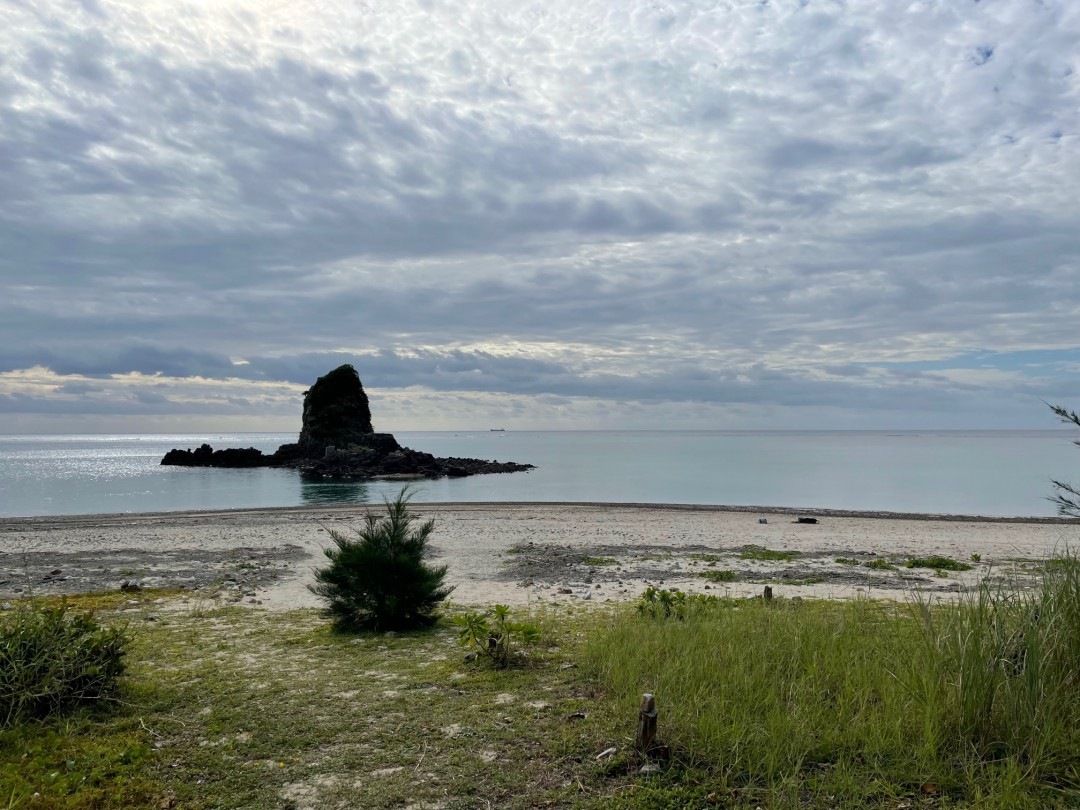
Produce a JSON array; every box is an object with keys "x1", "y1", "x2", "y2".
[{"x1": 2, "y1": 503, "x2": 1077, "y2": 609}]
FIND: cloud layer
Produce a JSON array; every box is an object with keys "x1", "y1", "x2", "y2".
[{"x1": 1, "y1": 0, "x2": 1078, "y2": 430}]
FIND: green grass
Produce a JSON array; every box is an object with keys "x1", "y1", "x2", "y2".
[
  {"x1": 697, "y1": 570, "x2": 739, "y2": 583},
  {"x1": 738, "y1": 545, "x2": 798, "y2": 562},
  {"x1": 580, "y1": 556, "x2": 1080, "y2": 808},
  {"x1": 864, "y1": 558, "x2": 896, "y2": 570},
  {"x1": 8, "y1": 558, "x2": 1080, "y2": 809},
  {"x1": 0, "y1": 600, "x2": 625, "y2": 809},
  {"x1": 906, "y1": 556, "x2": 973, "y2": 572},
  {"x1": 834, "y1": 557, "x2": 860, "y2": 566},
  {"x1": 581, "y1": 556, "x2": 618, "y2": 566}
]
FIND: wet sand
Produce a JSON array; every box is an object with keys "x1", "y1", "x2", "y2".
[{"x1": 2, "y1": 503, "x2": 1077, "y2": 609}]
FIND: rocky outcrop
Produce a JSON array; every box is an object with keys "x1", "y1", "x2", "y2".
[
  {"x1": 161, "y1": 365, "x2": 534, "y2": 480},
  {"x1": 160, "y1": 444, "x2": 268, "y2": 468},
  {"x1": 296, "y1": 364, "x2": 374, "y2": 454}
]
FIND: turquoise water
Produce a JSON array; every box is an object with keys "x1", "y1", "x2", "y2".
[{"x1": 0, "y1": 431, "x2": 1076, "y2": 518}]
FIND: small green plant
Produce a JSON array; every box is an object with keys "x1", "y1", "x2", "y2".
[
  {"x1": 580, "y1": 556, "x2": 617, "y2": 566},
  {"x1": 698, "y1": 569, "x2": 739, "y2": 583},
  {"x1": 971, "y1": 553, "x2": 982, "y2": 563},
  {"x1": 834, "y1": 557, "x2": 860, "y2": 566},
  {"x1": 739, "y1": 545, "x2": 798, "y2": 562},
  {"x1": 309, "y1": 487, "x2": 454, "y2": 632},
  {"x1": 635, "y1": 587, "x2": 720, "y2": 619},
  {"x1": 906, "y1": 556, "x2": 972, "y2": 572},
  {"x1": 1, "y1": 602, "x2": 129, "y2": 727},
  {"x1": 689, "y1": 553, "x2": 725, "y2": 563},
  {"x1": 864, "y1": 558, "x2": 895, "y2": 570},
  {"x1": 453, "y1": 605, "x2": 541, "y2": 668}
]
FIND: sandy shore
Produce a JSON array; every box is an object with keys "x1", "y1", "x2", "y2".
[{"x1": 2, "y1": 503, "x2": 1078, "y2": 610}]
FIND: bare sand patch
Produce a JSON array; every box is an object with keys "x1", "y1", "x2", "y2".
[{"x1": 2, "y1": 503, "x2": 1076, "y2": 608}]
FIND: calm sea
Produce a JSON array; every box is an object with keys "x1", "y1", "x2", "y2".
[{"x1": 0, "y1": 431, "x2": 1076, "y2": 519}]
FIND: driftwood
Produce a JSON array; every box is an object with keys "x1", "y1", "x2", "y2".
[{"x1": 636, "y1": 693, "x2": 657, "y2": 754}]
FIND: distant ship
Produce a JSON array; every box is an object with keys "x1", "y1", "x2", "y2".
[{"x1": 489, "y1": 428, "x2": 506, "y2": 432}]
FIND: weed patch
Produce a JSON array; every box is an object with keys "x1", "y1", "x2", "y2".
[
  {"x1": 906, "y1": 556, "x2": 972, "y2": 572},
  {"x1": 697, "y1": 570, "x2": 739, "y2": 583},
  {"x1": 864, "y1": 558, "x2": 896, "y2": 570},
  {"x1": 738, "y1": 545, "x2": 798, "y2": 562}
]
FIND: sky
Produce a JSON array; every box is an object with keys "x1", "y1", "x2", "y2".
[{"x1": 1, "y1": 0, "x2": 1078, "y2": 433}]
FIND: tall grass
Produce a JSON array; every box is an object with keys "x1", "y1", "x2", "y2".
[{"x1": 581, "y1": 555, "x2": 1080, "y2": 807}]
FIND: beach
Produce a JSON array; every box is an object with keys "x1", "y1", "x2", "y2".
[{"x1": 3, "y1": 503, "x2": 1077, "y2": 609}]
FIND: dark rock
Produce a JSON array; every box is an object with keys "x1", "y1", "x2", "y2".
[
  {"x1": 162, "y1": 444, "x2": 268, "y2": 468},
  {"x1": 297, "y1": 364, "x2": 373, "y2": 455},
  {"x1": 161, "y1": 365, "x2": 533, "y2": 480},
  {"x1": 796, "y1": 517, "x2": 819, "y2": 525}
]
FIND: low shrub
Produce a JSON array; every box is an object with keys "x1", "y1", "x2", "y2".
[
  {"x1": 454, "y1": 604, "x2": 541, "y2": 668},
  {"x1": 0, "y1": 602, "x2": 129, "y2": 727},
  {"x1": 309, "y1": 487, "x2": 454, "y2": 632}
]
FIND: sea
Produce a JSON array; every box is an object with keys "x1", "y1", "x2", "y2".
[{"x1": 0, "y1": 431, "x2": 1076, "y2": 519}]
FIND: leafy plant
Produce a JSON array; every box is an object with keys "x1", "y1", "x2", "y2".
[
  {"x1": 309, "y1": 487, "x2": 454, "y2": 632},
  {"x1": 835, "y1": 557, "x2": 860, "y2": 566},
  {"x1": 635, "y1": 587, "x2": 721, "y2": 619},
  {"x1": 971, "y1": 553, "x2": 982, "y2": 563},
  {"x1": 1, "y1": 601, "x2": 129, "y2": 727},
  {"x1": 454, "y1": 605, "x2": 541, "y2": 668}
]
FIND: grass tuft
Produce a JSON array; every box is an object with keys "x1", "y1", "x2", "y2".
[
  {"x1": 738, "y1": 545, "x2": 798, "y2": 562},
  {"x1": 697, "y1": 570, "x2": 739, "y2": 583}
]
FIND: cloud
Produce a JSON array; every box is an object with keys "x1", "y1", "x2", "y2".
[{"x1": 0, "y1": 0, "x2": 1078, "y2": 430}]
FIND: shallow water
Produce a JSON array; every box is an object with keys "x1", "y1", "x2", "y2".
[{"x1": 0, "y1": 430, "x2": 1075, "y2": 518}]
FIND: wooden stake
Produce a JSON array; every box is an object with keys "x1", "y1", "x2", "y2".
[
  {"x1": 763, "y1": 585, "x2": 774, "y2": 601},
  {"x1": 636, "y1": 693, "x2": 657, "y2": 754}
]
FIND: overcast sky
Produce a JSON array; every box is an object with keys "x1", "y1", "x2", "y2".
[{"x1": 1, "y1": 0, "x2": 1078, "y2": 433}]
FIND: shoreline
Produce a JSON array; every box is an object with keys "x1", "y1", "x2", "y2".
[
  {"x1": 4, "y1": 500, "x2": 1077, "y2": 527},
  {"x1": 3, "y1": 502, "x2": 1078, "y2": 610}
]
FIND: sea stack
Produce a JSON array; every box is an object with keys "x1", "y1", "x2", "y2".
[
  {"x1": 161, "y1": 364, "x2": 534, "y2": 480},
  {"x1": 297, "y1": 364, "x2": 374, "y2": 454}
]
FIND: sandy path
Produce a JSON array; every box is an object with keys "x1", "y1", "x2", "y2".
[{"x1": 2, "y1": 503, "x2": 1077, "y2": 609}]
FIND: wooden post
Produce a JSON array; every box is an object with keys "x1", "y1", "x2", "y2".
[
  {"x1": 763, "y1": 586, "x2": 774, "y2": 601},
  {"x1": 636, "y1": 693, "x2": 657, "y2": 754}
]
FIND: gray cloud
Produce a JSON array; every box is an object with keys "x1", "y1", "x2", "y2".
[{"x1": 1, "y1": 0, "x2": 1078, "y2": 429}]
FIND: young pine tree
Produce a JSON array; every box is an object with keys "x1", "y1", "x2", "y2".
[{"x1": 310, "y1": 487, "x2": 454, "y2": 631}]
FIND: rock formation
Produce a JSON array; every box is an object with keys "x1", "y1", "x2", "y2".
[
  {"x1": 161, "y1": 364, "x2": 533, "y2": 480},
  {"x1": 297, "y1": 364, "x2": 374, "y2": 453}
]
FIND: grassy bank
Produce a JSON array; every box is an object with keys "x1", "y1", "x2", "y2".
[{"x1": 4, "y1": 562, "x2": 1080, "y2": 808}]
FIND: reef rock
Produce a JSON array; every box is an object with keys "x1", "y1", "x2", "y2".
[{"x1": 161, "y1": 364, "x2": 534, "y2": 480}]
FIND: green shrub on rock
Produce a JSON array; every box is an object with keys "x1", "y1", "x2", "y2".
[
  {"x1": 310, "y1": 488, "x2": 454, "y2": 632},
  {"x1": 1, "y1": 602, "x2": 129, "y2": 727}
]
